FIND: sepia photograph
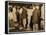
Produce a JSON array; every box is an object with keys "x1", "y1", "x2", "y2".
[{"x1": 5, "y1": 1, "x2": 45, "y2": 33}]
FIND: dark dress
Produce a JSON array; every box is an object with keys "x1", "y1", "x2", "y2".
[{"x1": 30, "y1": 8, "x2": 41, "y2": 30}]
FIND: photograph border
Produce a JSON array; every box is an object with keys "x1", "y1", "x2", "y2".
[{"x1": 5, "y1": 1, "x2": 45, "y2": 34}]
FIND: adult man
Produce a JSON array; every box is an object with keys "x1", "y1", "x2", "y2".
[
  {"x1": 22, "y1": 6, "x2": 28, "y2": 29},
  {"x1": 22, "y1": 6, "x2": 33, "y2": 30},
  {"x1": 16, "y1": 5, "x2": 24, "y2": 30}
]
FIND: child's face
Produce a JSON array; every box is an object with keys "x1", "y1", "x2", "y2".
[
  {"x1": 33, "y1": 6, "x2": 36, "y2": 10},
  {"x1": 16, "y1": 6, "x2": 20, "y2": 12},
  {"x1": 13, "y1": 6, "x2": 16, "y2": 13},
  {"x1": 36, "y1": 6, "x2": 39, "y2": 9}
]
